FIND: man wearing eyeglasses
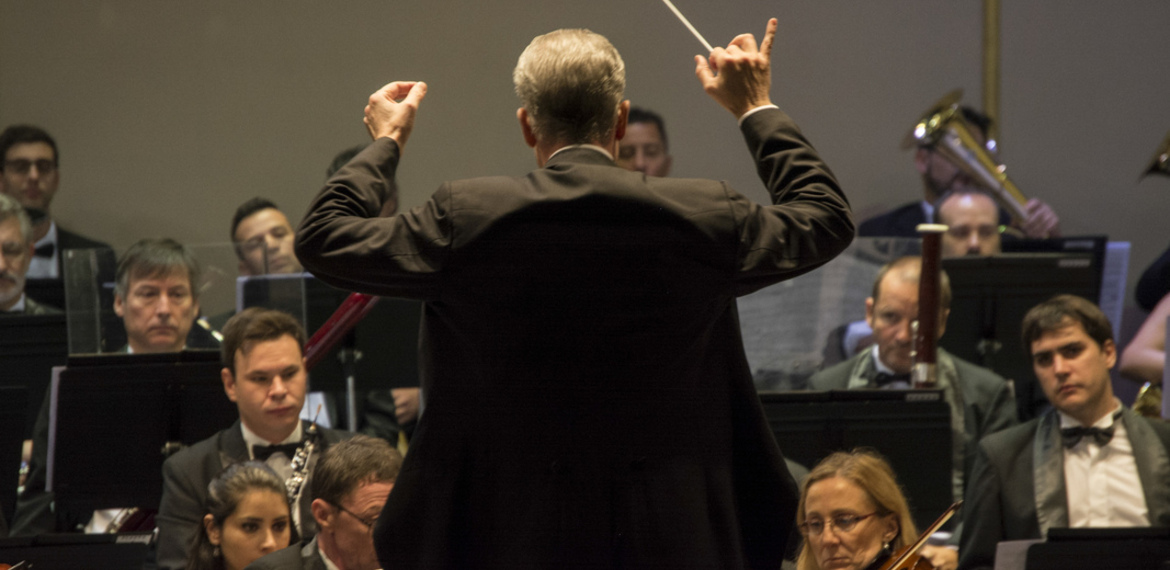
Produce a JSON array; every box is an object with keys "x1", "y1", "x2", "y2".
[
  {"x1": 0, "y1": 125, "x2": 111, "y2": 280},
  {"x1": 247, "y1": 435, "x2": 401, "y2": 570}
]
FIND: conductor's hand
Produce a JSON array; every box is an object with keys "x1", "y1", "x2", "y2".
[
  {"x1": 365, "y1": 81, "x2": 427, "y2": 152},
  {"x1": 695, "y1": 18, "x2": 777, "y2": 119}
]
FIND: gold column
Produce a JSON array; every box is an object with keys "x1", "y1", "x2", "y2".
[{"x1": 983, "y1": 0, "x2": 1000, "y2": 141}]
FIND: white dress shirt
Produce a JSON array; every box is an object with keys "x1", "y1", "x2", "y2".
[{"x1": 1061, "y1": 402, "x2": 1149, "y2": 527}]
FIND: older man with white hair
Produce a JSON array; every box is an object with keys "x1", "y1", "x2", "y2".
[{"x1": 296, "y1": 19, "x2": 853, "y2": 568}]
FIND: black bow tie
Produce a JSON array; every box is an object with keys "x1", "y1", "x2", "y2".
[
  {"x1": 34, "y1": 242, "x2": 54, "y2": 259},
  {"x1": 874, "y1": 371, "x2": 912, "y2": 387},
  {"x1": 253, "y1": 442, "x2": 302, "y2": 461},
  {"x1": 1061, "y1": 425, "x2": 1115, "y2": 448}
]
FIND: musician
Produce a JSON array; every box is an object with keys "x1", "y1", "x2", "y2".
[
  {"x1": 295, "y1": 18, "x2": 853, "y2": 568},
  {"x1": 232, "y1": 198, "x2": 303, "y2": 277},
  {"x1": 857, "y1": 106, "x2": 1060, "y2": 240},
  {"x1": 188, "y1": 462, "x2": 292, "y2": 570},
  {"x1": 616, "y1": 106, "x2": 672, "y2": 176},
  {"x1": 114, "y1": 238, "x2": 208, "y2": 353},
  {"x1": 0, "y1": 194, "x2": 60, "y2": 314},
  {"x1": 246, "y1": 435, "x2": 402, "y2": 570},
  {"x1": 934, "y1": 190, "x2": 1002, "y2": 258},
  {"x1": 958, "y1": 295, "x2": 1170, "y2": 570},
  {"x1": 810, "y1": 256, "x2": 1017, "y2": 506},
  {"x1": 0, "y1": 125, "x2": 111, "y2": 279},
  {"x1": 797, "y1": 450, "x2": 955, "y2": 570},
  {"x1": 155, "y1": 308, "x2": 353, "y2": 570}
]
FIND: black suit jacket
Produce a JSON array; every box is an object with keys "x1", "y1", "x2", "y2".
[
  {"x1": 154, "y1": 420, "x2": 352, "y2": 570},
  {"x1": 958, "y1": 407, "x2": 1170, "y2": 570},
  {"x1": 295, "y1": 108, "x2": 854, "y2": 569}
]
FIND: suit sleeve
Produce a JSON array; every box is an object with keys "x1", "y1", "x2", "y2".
[
  {"x1": 958, "y1": 442, "x2": 1005, "y2": 570},
  {"x1": 730, "y1": 108, "x2": 854, "y2": 295},
  {"x1": 155, "y1": 454, "x2": 207, "y2": 570},
  {"x1": 295, "y1": 138, "x2": 451, "y2": 300}
]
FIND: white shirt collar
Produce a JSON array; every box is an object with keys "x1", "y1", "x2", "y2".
[
  {"x1": 5, "y1": 294, "x2": 27, "y2": 313},
  {"x1": 1058, "y1": 399, "x2": 1123, "y2": 429},
  {"x1": 240, "y1": 419, "x2": 303, "y2": 457},
  {"x1": 870, "y1": 344, "x2": 897, "y2": 375},
  {"x1": 548, "y1": 144, "x2": 613, "y2": 162},
  {"x1": 920, "y1": 200, "x2": 935, "y2": 224}
]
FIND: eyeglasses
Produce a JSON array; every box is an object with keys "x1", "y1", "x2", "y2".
[
  {"x1": 799, "y1": 512, "x2": 879, "y2": 537},
  {"x1": 330, "y1": 501, "x2": 377, "y2": 534},
  {"x1": 3, "y1": 159, "x2": 56, "y2": 176}
]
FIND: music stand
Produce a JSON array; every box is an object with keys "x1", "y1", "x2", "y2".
[
  {"x1": 0, "y1": 314, "x2": 68, "y2": 435},
  {"x1": 46, "y1": 351, "x2": 237, "y2": 513},
  {"x1": 0, "y1": 532, "x2": 152, "y2": 569},
  {"x1": 0, "y1": 387, "x2": 27, "y2": 528},
  {"x1": 940, "y1": 253, "x2": 1102, "y2": 421},
  {"x1": 758, "y1": 390, "x2": 953, "y2": 530},
  {"x1": 1024, "y1": 527, "x2": 1170, "y2": 569}
]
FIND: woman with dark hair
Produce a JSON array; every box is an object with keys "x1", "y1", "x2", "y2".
[{"x1": 187, "y1": 461, "x2": 291, "y2": 570}]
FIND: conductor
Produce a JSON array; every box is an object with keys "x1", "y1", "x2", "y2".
[{"x1": 295, "y1": 19, "x2": 854, "y2": 569}]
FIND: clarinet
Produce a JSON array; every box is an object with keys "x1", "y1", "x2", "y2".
[{"x1": 285, "y1": 422, "x2": 319, "y2": 501}]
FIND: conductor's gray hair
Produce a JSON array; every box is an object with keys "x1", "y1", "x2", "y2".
[{"x1": 513, "y1": 28, "x2": 626, "y2": 145}]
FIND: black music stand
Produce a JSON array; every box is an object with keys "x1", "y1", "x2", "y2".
[
  {"x1": 0, "y1": 314, "x2": 68, "y2": 435},
  {"x1": 47, "y1": 351, "x2": 237, "y2": 513},
  {"x1": 940, "y1": 252, "x2": 1103, "y2": 421},
  {"x1": 1024, "y1": 527, "x2": 1170, "y2": 569},
  {"x1": 0, "y1": 532, "x2": 152, "y2": 569},
  {"x1": 0, "y1": 387, "x2": 27, "y2": 529},
  {"x1": 758, "y1": 390, "x2": 953, "y2": 531}
]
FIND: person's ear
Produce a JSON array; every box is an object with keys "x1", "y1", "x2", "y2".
[
  {"x1": 311, "y1": 498, "x2": 333, "y2": 528},
  {"x1": 615, "y1": 101, "x2": 630, "y2": 141},
  {"x1": 114, "y1": 294, "x2": 125, "y2": 318},
  {"x1": 865, "y1": 297, "x2": 876, "y2": 329},
  {"x1": 203, "y1": 513, "x2": 221, "y2": 545},
  {"x1": 222, "y1": 367, "x2": 239, "y2": 402},
  {"x1": 517, "y1": 108, "x2": 537, "y2": 148}
]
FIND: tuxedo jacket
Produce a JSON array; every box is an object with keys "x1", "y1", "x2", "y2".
[
  {"x1": 154, "y1": 420, "x2": 352, "y2": 570},
  {"x1": 958, "y1": 407, "x2": 1170, "y2": 570},
  {"x1": 295, "y1": 108, "x2": 855, "y2": 569},
  {"x1": 808, "y1": 348, "x2": 1017, "y2": 502},
  {"x1": 245, "y1": 538, "x2": 327, "y2": 570}
]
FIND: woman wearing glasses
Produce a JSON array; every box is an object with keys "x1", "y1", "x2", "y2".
[
  {"x1": 795, "y1": 450, "x2": 955, "y2": 570},
  {"x1": 187, "y1": 462, "x2": 292, "y2": 570}
]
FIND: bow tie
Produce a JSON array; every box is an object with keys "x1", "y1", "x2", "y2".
[
  {"x1": 874, "y1": 371, "x2": 912, "y2": 387},
  {"x1": 34, "y1": 242, "x2": 54, "y2": 259},
  {"x1": 253, "y1": 442, "x2": 302, "y2": 461},
  {"x1": 1061, "y1": 425, "x2": 1115, "y2": 448}
]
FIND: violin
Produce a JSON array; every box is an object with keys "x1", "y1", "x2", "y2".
[{"x1": 873, "y1": 501, "x2": 962, "y2": 570}]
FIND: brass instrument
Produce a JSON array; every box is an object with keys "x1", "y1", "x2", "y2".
[
  {"x1": 1143, "y1": 130, "x2": 1170, "y2": 179},
  {"x1": 903, "y1": 90, "x2": 1029, "y2": 222}
]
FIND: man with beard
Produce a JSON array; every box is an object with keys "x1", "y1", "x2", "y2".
[{"x1": 0, "y1": 194, "x2": 59, "y2": 315}]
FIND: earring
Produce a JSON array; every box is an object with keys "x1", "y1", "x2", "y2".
[
  {"x1": 883, "y1": 541, "x2": 890, "y2": 552},
  {"x1": 213, "y1": 545, "x2": 221, "y2": 557}
]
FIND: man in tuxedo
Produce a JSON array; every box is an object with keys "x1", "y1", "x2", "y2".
[
  {"x1": 0, "y1": 194, "x2": 59, "y2": 315},
  {"x1": 857, "y1": 106, "x2": 1060, "y2": 240},
  {"x1": 114, "y1": 238, "x2": 208, "y2": 353},
  {"x1": 935, "y1": 189, "x2": 1002, "y2": 257},
  {"x1": 808, "y1": 256, "x2": 1016, "y2": 568},
  {"x1": 616, "y1": 106, "x2": 672, "y2": 177},
  {"x1": 247, "y1": 435, "x2": 402, "y2": 570},
  {"x1": 155, "y1": 308, "x2": 353, "y2": 570},
  {"x1": 958, "y1": 295, "x2": 1170, "y2": 570},
  {"x1": 296, "y1": 19, "x2": 853, "y2": 568},
  {"x1": 0, "y1": 125, "x2": 111, "y2": 280},
  {"x1": 232, "y1": 197, "x2": 304, "y2": 277}
]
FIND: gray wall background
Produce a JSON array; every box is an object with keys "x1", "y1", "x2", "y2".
[{"x1": 2, "y1": 1, "x2": 1168, "y2": 311}]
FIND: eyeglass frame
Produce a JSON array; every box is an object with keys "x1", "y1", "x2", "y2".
[
  {"x1": 328, "y1": 500, "x2": 378, "y2": 534},
  {"x1": 798, "y1": 512, "x2": 881, "y2": 538},
  {"x1": 2, "y1": 158, "x2": 57, "y2": 176}
]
